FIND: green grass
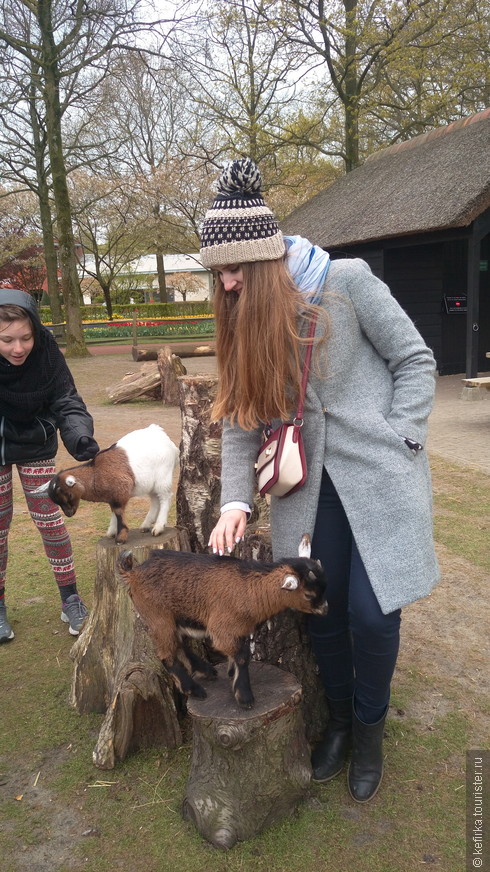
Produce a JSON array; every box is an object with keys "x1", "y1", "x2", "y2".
[
  {"x1": 0, "y1": 459, "x2": 488, "y2": 871},
  {"x1": 430, "y1": 455, "x2": 490, "y2": 571}
]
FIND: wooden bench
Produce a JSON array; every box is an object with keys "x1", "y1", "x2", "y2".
[{"x1": 461, "y1": 377, "x2": 490, "y2": 391}]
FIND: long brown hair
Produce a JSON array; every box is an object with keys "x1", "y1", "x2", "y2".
[{"x1": 212, "y1": 259, "x2": 326, "y2": 430}]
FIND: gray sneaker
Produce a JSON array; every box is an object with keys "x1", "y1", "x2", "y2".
[
  {"x1": 61, "y1": 595, "x2": 89, "y2": 636},
  {"x1": 0, "y1": 602, "x2": 14, "y2": 643}
]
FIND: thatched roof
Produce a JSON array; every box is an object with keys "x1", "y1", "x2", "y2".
[{"x1": 281, "y1": 109, "x2": 490, "y2": 248}]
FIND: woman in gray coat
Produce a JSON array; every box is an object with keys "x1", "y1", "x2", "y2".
[{"x1": 202, "y1": 158, "x2": 439, "y2": 803}]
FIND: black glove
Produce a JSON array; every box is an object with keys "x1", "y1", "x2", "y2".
[{"x1": 74, "y1": 436, "x2": 100, "y2": 461}]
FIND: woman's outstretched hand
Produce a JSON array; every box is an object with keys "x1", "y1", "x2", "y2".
[{"x1": 208, "y1": 509, "x2": 247, "y2": 556}]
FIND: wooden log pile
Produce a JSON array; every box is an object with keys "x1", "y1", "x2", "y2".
[
  {"x1": 106, "y1": 345, "x2": 188, "y2": 406},
  {"x1": 106, "y1": 363, "x2": 162, "y2": 404}
]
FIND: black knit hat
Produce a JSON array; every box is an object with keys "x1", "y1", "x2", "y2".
[{"x1": 199, "y1": 158, "x2": 285, "y2": 268}]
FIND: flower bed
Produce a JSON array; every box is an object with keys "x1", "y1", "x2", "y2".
[{"x1": 82, "y1": 316, "x2": 215, "y2": 341}]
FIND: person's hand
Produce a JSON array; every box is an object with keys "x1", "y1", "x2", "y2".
[
  {"x1": 74, "y1": 435, "x2": 100, "y2": 461},
  {"x1": 208, "y1": 510, "x2": 247, "y2": 556}
]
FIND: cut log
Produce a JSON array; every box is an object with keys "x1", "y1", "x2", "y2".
[
  {"x1": 106, "y1": 364, "x2": 162, "y2": 403},
  {"x1": 70, "y1": 528, "x2": 189, "y2": 769},
  {"x1": 157, "y1": 345, "x2": 187, "y2": 406},
  {"x1": 132, "y1": 342, "x2": 215, "y2": 362},
  {"x1": 183, "y1": 662, "x2": 311, "y2": 849}
]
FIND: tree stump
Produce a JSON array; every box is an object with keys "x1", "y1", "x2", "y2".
[
  {"x1": 237, "y1": 527, "x2": 328, "y2": 744},
  {"x1": 157, "y1": 345, "x2": 187, "y2": 406},
  {"x1": 182, "y1": 662, "x2": 311, "y2": 849},
  {"x1": 70, "y1": 528, "x2": 189, "y2": 769},
  {"x1": 176, "y1": 375, "x2": 327, "y2": 743},
  {"x1": 176, "y1": 375, "x2": 223, "y2": 553}
]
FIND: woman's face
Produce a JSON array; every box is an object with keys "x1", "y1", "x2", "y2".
[
  {"x1": 217, "y1": 265, "x2": 243, "y2": 293},
  {"x1": 0, "y1": 317, "x2": 35, "y2": 365}
]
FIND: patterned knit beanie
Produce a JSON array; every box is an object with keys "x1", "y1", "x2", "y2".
[{"x1": 199, "y1": 157, "x2": 285, "y2": 268}]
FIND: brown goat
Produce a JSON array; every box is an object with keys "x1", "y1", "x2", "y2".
[
  {"x1": 33, "y1": 425, "x2": 178, "y2": 544},
  {"x1": 117, "y1": 535, "x2": 327, "y2": 709}
]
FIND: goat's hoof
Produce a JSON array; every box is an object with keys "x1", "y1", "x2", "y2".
[
  {"x1": 190, "y1": 685, "x2": 207, "y2": 700},
  {"x1": 151, "y1": 526, "x2": 165, "y2": 537},
  {"x1": 236, "y1": 696, "x2": 254, "y2": 709}
]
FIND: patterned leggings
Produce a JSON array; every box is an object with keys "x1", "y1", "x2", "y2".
[{"x1": 0, "y1": 459, "x2": 76, "y2": 600}]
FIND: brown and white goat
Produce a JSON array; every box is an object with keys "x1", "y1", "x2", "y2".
[
  {"x1": 117, "y1": 534, "x2": 327, "y2": 709},
  {"x1": 35, "y1": 425, "x2": 179, "y2": 544}
]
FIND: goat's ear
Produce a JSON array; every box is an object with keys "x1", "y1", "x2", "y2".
[
  {"x1": 65, "y1": 475, "x2": 77, "y2": 487},
  {"x1": 282, "y1": 574, "x2": 299, "y2": 590},
  {"x1": 30, "y1": 481, "x2": 51, "y2": 495},
  {"x1": 298, "y1": 533, "x2": 311, "y2": 559}
]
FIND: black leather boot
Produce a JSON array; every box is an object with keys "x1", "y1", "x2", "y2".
[
  {"x1": 348, "y1": 705, "x2": 387, "y2": 802},
  {"x1": 311, "y1": 697, "x2": 352, "y2": 782}
]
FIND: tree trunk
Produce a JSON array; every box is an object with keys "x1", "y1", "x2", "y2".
[
  {"x1": 99, "y1": 278, "x2": 113, "y2": 320},
  {"x1": 343, "y1": 0, "x2": 360, "y2": 172},
  {"x1": 183, "y1": 662, "x2": 311, "y2": 849},
  {"x1": 29, "y1": 69, "x2": 63, "y2": 325},
  {"x1": 155, "y1": 251, "x2": 168, "y2": 303},
  {"x1": 176, "y1": 375, "x2": 223, "y2": 553},
  {"x1": 157, "y1": 345, "x2": 187, "y2": 405},
  {"x1": 70, "y1": 528, "x2": 188, "y2": 769},
  {"x1": 38, "y1": 1, "x2": 88, "y2": 357},
  {"x1": 176, "y1": 375, "x2": 327, "y2": 743}
]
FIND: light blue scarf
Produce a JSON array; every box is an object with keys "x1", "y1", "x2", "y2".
[{"x1": 284, "y1": 235, "x2": 330, "y2": 305}]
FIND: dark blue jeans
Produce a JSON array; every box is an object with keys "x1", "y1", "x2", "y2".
[{"x1": 309, "y1": 468, "x2": 401, "y2": 724}]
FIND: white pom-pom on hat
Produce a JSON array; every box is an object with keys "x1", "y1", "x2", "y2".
[{"x1": 216, "y1": 158, "x2": 262, "y2": 196}]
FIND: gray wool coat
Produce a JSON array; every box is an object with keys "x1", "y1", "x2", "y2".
[{"x1": 220, "y1": 257, "x2": 440, "y2": 615}]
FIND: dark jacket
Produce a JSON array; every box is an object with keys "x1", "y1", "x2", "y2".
[{"x1": 0, "y1": 290, "x2": 95, "y2": 465}]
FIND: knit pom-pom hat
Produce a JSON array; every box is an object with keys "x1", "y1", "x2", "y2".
[{"x1": 199, "y1": 157, "x2": 285, "y2": 268}]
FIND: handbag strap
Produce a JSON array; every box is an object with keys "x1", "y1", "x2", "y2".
[
  {"x1": 263, "y1": 314, "x2": 318, "y2": 436},
  {"x1": 294, "y1": 315, "x2": 318, "y2": 424}
]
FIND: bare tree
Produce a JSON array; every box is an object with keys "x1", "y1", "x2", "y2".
[
  {"x1": 0, "y1": 0, "x2": 173, "y2": 354},
  {"x1": 106, "y1": 51, "x2": 207, "y2": 303},
  {"x1": 70, "y1": 171, "x2": 150, "y2": 318},
  {"x1": 175, "y1": 0, "x2": 311, "y2": 169}
]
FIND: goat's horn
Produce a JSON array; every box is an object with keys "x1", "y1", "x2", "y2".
[
  {"x1": 30, "y1": 482, "x2": 51, "y2": 495},
  {"x1": 298, "y1": 533, "x2": 311, "y2": 559},
  {"x1": 282, "y1": 574, "x2": 299, "y2": 590},
  {"x1": 119, "y1": 550, "x2": 134, "y2": 571}
]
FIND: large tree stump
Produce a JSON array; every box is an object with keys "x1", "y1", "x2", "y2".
[
  {"x1": 176, "y1": 375, "x2": 223, "y2": 553},
  {"x1": 182, "y1": 662, "x2": 311, "y2": 849},
  {"x1": 157, "y1": 345, "x2": 187, "y2": 406},
  {"x1": 176, "y1": 375, "x2": 327, "y2": 743},
  {"x1": 237, "y1": 526, "x2": 328, "y2": 743},
  {"x1": 70, "y1": 528, "x2": 189, "y2": 769}
]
